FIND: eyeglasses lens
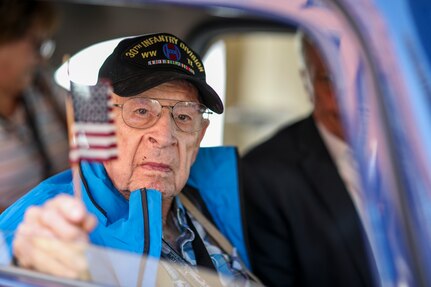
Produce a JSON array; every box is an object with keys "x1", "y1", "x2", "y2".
[
  {"x1": 122, "y1": 98, "x2": 207, "y2": 132},
  {"x1": 39, "y1": 39, "x2": 56, "y2": 59}
]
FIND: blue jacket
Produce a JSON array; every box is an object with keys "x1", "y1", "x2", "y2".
[{"x1": 0, "y1": 146, "x2": 250, "y2": 268}]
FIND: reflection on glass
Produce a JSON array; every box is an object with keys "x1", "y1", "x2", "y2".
[{"x1": 0, "y1": 231, "x2": 259, "y2": 287}]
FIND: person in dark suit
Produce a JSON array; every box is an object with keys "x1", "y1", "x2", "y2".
[{"x1": 242, "y1": 32, "x2": 377, "y2": 287}]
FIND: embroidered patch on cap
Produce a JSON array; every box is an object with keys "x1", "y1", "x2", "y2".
[{"x1": 121, "y1": 33, "x2": 205, "y2": 77}]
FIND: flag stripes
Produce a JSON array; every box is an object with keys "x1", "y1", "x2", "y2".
[{"x1": 69, "y1": 80, "x2": 118, "y2": 162}]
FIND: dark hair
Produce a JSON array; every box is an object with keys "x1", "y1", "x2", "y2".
[{"x1": 0, "y1": 0, "x2": 58, "y2": 44}]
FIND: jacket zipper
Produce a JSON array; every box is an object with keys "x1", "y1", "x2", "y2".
[{"x1": 140, "y1": 188, "x2": 150, "y2": 255}]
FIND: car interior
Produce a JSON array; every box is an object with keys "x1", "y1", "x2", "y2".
[{"x1": 51, "y1": 1, "x2": 313, "y2": 154}]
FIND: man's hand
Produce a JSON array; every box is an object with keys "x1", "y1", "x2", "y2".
[{"x1": 13, "y1": 194, "x2": 97, "y2": 280}]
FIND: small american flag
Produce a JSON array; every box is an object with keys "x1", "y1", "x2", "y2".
[{"x1": 69, "y1": 80, "x2": 118, "y2": 162}]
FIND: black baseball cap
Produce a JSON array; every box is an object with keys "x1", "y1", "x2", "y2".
[{"x1": 98, "y1": 32, "x2": 223, "y2": 114}]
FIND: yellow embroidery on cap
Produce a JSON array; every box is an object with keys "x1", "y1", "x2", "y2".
[
  {"x1": 179, "y1": 42, "x2": 204, "y2": 72},
  {"x1": 141, "y1": 50, "x2": 157, "y2": 59},
  {"x1": 141, "y1": 35, "x2": 178, "y2": 48}
]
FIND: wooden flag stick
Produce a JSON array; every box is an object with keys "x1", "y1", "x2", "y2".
[
  {"x1": 64, "y1": 56, "x2": 83, "y2": 199},
  {"x1": 65, "y1": 95, "x2": 82, "y2": 199}
]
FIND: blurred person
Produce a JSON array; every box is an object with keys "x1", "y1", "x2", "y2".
[
  {"x1": 0, "y1": 33, "x2": 257, "y2": 286},
  {"x1": 0, "y1": 0, "x2": 69, "y2": 212},
  {"x1": 242, "y1": 32, "x2": 377, "y2": 287}
]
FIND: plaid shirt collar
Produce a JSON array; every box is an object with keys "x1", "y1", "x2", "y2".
[{"x1": 161, "y1": 196, "x2": 249, "y2": 286}]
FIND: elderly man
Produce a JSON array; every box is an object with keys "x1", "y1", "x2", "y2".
[{"x1": 0, "y1": 33, "x2": 253, "y2": 286}]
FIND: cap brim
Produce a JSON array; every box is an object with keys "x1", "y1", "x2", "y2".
[{"x1": 110, "y1": 71, "x2": 224, "y2": 114}]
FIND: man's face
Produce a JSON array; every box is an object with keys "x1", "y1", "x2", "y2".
[
  {"x1": 304, "y1": 41, "x2": 345, "y2": 140},
  {"x1": 0, "y1": 28, "x2": 45, "y2": 96},
  {"x1": 104, "y1": 81, "x2": 209, "y2": 200}
]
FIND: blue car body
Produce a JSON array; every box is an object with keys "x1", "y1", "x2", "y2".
[{"x1": 1, "y1": 0, "x2": 431, "y2": 286}]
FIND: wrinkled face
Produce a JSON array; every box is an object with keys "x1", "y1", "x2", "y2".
[
  {"x1": 0, "y1": 28, "x2": 44, "y2": 96},
  {"x1": 304, "y1": 41, "x2": 345, "y2": 140},
  {"x1": 104, "y1": 81, "x2": 209, "y2": 200}
]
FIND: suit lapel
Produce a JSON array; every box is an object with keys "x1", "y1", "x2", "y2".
[{"x1": 298, "y1": 117, "x2": 372, "y2": 285}]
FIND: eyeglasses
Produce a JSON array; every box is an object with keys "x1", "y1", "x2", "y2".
[
  {"x1": 113, "y1": 98, "x2": 212, "y2": 133},
  {"x1": 38, "y1": 39, "x2": 56, "y2": 59},
  {"x1": 26, "y1": 34, "x2": 56, "y2": 59}
]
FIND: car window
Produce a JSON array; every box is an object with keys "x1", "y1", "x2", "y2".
[{"x1": 201, "y1": 32, "x2": 312, "y2": 153}]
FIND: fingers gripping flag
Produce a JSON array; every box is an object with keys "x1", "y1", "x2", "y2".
[{"x1": 69, "y1": 80, "x2": 118, "y2": 162}]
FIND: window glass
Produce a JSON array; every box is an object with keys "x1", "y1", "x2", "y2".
[{"x1": 203, "y1": 32, "x2": 312, "y2": 153}]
